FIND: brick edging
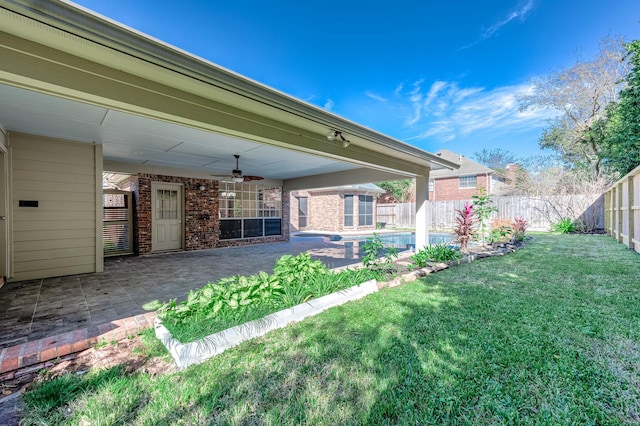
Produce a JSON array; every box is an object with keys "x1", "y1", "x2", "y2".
[{"x1": 0, "y1": 312, "x2": 157, "y2": 379}]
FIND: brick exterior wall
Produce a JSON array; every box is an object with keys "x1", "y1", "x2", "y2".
[
  {"x1": 120, "y1": 174, "x2": 288, "y2": 255},
  {"x1": 310, "y1": 190, "x2": 342, "y2": 232},
  {"x1": 429, "y1": 174, "x2": 491, "y2": 201},
  {"x1": 184, "y1": 183, "x2": 220, "y2": 251},
  {"x1": 135, "y1": 174, "x2": 220, "y2": 254},
  {"x1": 290, "y1": 189, "x2": 379, "y2": 232}
]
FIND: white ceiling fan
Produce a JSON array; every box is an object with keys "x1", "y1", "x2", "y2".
[{"x1": 211, "y1": 154, "x2": 264, "y2": 183}]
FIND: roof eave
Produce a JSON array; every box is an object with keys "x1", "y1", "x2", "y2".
[{"x1": 3, "y1": 0, "x2": 458, "y2": 172}]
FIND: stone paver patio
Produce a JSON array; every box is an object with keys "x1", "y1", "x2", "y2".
[{"x1": 0, "y1": 235, "x2": 374, "y2": 350}]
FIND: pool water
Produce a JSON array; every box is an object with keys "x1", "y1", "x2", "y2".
[{"x1": 331, "y1": 232, "x2": 453, "y2": 249}]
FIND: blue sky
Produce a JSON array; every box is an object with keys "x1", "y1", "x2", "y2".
[{"x1": 73, "y1": 0, "x2": 640, "y2": 159}]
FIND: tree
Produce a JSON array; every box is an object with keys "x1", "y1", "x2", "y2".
[
  {"x1": 471, "y1": 186, "x2": 498, "y2": 244},
  {"x1": 514, "y1": 156, "x2": 609, "y2": 232},
  {"x1": 518, "y1": 36, "x2": 629, "y2": 178},
  {"x1": 600, "y1": 40, "x2": 640, "y2": 176},
  {"x1": 375, "y1": 179, "x2": 415, "y2": 202},
  {"x1": 472, "y1": 148, "x2": 519, "y2": 174}
]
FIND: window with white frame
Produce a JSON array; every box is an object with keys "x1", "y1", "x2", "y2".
[
  {"x1": 358, "y1": 195, "x2": 374, "y2": 226},
  {"x1": 297, "y1": 197, "x2": 308, "y2": 228},
  {"x1": 218, "y1": 182, "x2": 282, "y2": 239},
  {"x1": 429, "y1": 178, "x2": 435, "y2": 192},
  {"x1": 459, "y1": 175, "x2": 477, "y2": 189},
  {"x1": 344, "y1": 194, "x2": 354, "y2": 227}
]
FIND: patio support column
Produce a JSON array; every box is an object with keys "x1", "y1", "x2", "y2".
[{"x1": 415, "y1": 174, "x2": 430, "y2": 251}]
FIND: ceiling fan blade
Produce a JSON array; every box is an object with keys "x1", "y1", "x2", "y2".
[{"x1": 211, "y1": 156, "x2": 263, "y2": 183}]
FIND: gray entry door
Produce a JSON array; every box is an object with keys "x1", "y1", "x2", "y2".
[{"x1": 152, "y1": 183, "x2": 183, "y2": 252}]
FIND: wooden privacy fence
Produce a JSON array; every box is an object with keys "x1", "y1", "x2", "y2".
[
  {"x1": 378, "y1": 194, "x2": 605, "y2": 232},
  {"x1": 604, "y1": 164, "x2": 640, "y2": 253},
  {"x1": 377, "y1": 203, "x2": 414, "y2": 228}
]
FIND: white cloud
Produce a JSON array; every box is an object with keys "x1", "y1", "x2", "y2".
[
  {"x1": 452, "y1": 87, "x2": 484, "y2": 103},
  {"x1": 411, "y1": 121, "x2": 456, "y2": 142},
  {"x1": 323, "y1": 98, "x2": 335, "y2": 111},
  {"x1": 404, "y1": 80, "x2": 425, "y2": 126},
  {"x1": 424, "y1": 81, "x2": 447, "y2": 108},
  {"x1": 461, "y1": 0, "x2": 535, "y2": 49},
  {"x1": 390, "y1": 79, "x2": 556, "y2": 143},
  {"x1": 365, "y1": 91, "x2": 387, "y2": 102},
  {"x1": 483, "y1": 0, "x2": 534, "y2": 39}
]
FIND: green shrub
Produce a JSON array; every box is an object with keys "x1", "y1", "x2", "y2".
[
  {"x1": 472, "y1": 187, "x2": 498, "y2": 243},
  {"x1": 361, "y1": 233, "x2": 398, "y2": 276},
  {"x1": 551, "y1": 218, "x2": 580, "y2": 234},
  {"x1": 305, "y1": 267, "x2": 380, "y2": 300},
  {"x1": 410, "y1": 243, "x2": 462, "y2": 268},
  {"x1": 488, "y1": 226, "x2": 512, "y2": 244},
  {"x1": 156, "y1": 252, "x2": 385, "y2": 342},
  {"x1": 158, "y1": 252, "x2": 328, "y2": 325},
  {"x1": 273, "y1": 252, "x2": 328, "y2": 284},
  {"x1": 158, "y1": 271, "x2": 284, "y2": 323}
]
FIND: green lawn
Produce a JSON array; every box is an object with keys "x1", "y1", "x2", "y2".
[{"x1": 23, "y1": 234, "x2": 640, "y2": 425}]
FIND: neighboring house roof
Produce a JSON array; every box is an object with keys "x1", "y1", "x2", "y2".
[
  {"x1": 429, "y1": 149, "x2": 494, "y2": 179},
  {"x1": 306, "y1": 183, "x2": 385, "y2": 193}
]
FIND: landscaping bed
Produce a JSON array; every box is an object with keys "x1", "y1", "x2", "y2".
[
  {"x1": 17, "y1": 233, "x2": 640, "y2": 425},
  {"x1": 154, "y1": 237, "x2": 528, "y2": 370}
]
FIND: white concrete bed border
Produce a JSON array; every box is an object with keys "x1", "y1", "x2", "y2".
[{"x1": 155, "y1": 279, "x2": 378, "y2": 370}]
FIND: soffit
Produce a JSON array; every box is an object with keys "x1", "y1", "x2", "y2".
[
  {"x1": 0, "y1": 1, "x2": 458, "y2": 181},
  {"x1": 0, "y1": 83, "x2": 358, "y2": 180}
]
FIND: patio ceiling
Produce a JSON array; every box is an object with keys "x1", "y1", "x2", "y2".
[
  {"x1": 0, "y1": 1, "x2": 458, "y2": 189},
  {"x1": 0, "y1": 83, "x2": 360, "y2": 182}
]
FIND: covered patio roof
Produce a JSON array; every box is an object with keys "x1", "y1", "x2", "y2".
[{"x1": 0, "y1": 0, "x2": 457, "y2": 187}]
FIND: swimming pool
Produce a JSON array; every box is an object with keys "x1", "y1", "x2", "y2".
[{"x1": 331, "y1": 232, "x2": 453, "y2": 249}]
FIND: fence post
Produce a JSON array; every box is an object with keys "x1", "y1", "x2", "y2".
[
  {"x1": 604, "y1": 191, "x2": 610, "y2": 235},
  {"x1": 603, "y1": 165, "x2": 640, "y2": 251},
  {"x1": 615, "y1": 182, "x2": 623, "y2": 243},
  {"x1": 629, "y1": 175, "x2": 635, "y2": 251}
]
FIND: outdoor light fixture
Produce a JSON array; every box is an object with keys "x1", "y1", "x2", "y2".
[
  {"x1": 198, "y1": 184, "x2": 206, "y2": 191},
  {"x1": 231, "y1": 176, "x2": 244, "y2": 183},
  {"x1": 326, "y1": 130, "x2": 350, "y2": 147}
]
